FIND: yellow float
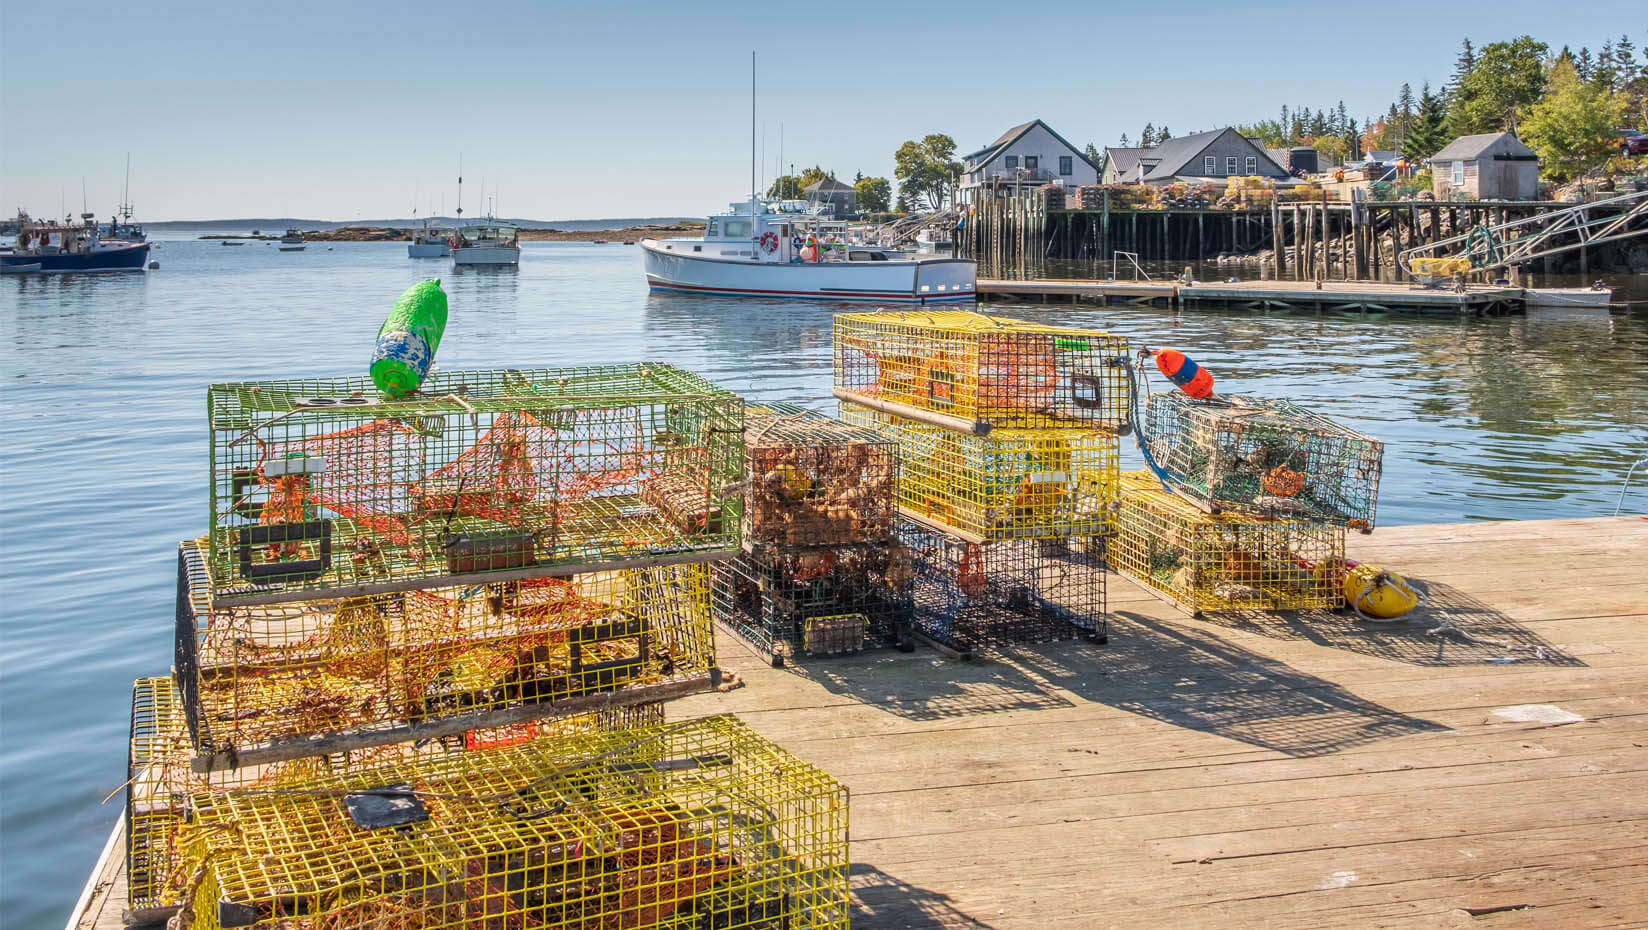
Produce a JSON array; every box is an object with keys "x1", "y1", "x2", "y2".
[{"x1": 1344, "y1": 563, "x2": 1420, "y2": 620}]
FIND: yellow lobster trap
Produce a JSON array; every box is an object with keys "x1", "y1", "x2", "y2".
[
  {"x1": 742, "y1": 403, "x2": 898, "y2": 549},
  {"x1": 1111, "y1": 472, "x2": 1347, "y2": 615},
  {"x1": 172, "y1": 714, "x2": 849, "y2": 930},
  {"x1": 175, "y1": 540, "x2": 716, "y2": 771},
  {"x1": 207, "y1": 364, "x2": 744, "y2": 603},
  {"x1": 840, "y1": 402, "x2": 1119, "y2": 541},
  {"x1": 126, "y1": 676, "x2": 663, "y2": 921},
  {"x1": 833, "y1": 310, "x2": 1131, "y2": 432}
]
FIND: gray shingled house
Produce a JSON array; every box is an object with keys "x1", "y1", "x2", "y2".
[
  {"x1": 1427, "y1": 132, "x2": 1539, "y2": 201},
  {"x1": 1103, "y1": 128, "x2": 1290, "y2": 185},
  {"x1": 958, "y1": 119, "x2": 1102, "y2": 202},
  {"x1": 803, "y1": 176, "x2": 857, "y2": 216}
]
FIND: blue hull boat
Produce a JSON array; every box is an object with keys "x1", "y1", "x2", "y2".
[{"x1": 1, "y1": 242, "x2": 150, "y2": 273}]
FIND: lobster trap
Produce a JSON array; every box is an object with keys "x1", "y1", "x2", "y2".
[
  {"x1": 207, "y1": 364, "x2": 744, "y2": 602},
  {"x1": 1144, "y1": 392, "x2": 1383, "y2": 531},
  {"x1": 742, "y1": 403, "x2": 898, "y2": 548},
  {"x1": 833, "y1": 310, "x2": 1131, "y2": 431},
  {"x1": 127, "y1": 677, "x2": 663, "y2": 921},
  {"x1": 1111, "y1": 471, "x2": 1347, "y2": 615},
  {"x1": 896, "y1": 518, "x2": 1107, "y2": 653},
  {"x1": 173, "y1": 714, "x2": 849, "y2": 930},
  {"x1": 711, "y1": 543, "x2": 915, "y2": 666},
  {"x1": 175, "y1": 539, "x2": 716, "y2": 770},
  {"x1": 840, "y1": 402, "x2": 1119, "y2": 541}
]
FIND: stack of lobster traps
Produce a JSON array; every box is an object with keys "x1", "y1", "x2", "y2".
[
  {"x1": 1111, "y1": 391, "x2": 1385, "y2": 616},
  {"x1": 833, "y1": 310, "x2": 1125, "y2": 654},
  {"x1": 712, "y1": 403, "x2": 914, "y2": 666},
  {"x1": 122, "y1": 364, "x2": 850, "y2": 930}
]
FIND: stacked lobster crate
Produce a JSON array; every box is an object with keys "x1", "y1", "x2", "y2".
[
  {"x1": 1111, "y1": 390, "x2": 1384, "y2": 616},
  {"x1": 712, "y1": 403, "x2": 914, "y2": 666},
  {"x1": 124, "y1": 364, "x2": 851, "y2": 930},
  {"x1": 833, "y1": 311, "x2": 1125, "y2": 654}
]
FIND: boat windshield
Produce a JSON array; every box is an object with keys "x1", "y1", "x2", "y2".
[{"x1": 461, "y1": 226, "x2": 518, "y2": 245}]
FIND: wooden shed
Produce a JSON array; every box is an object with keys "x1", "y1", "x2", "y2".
[{"x1": 1428, "y1": 132, "x2": 1540, "y2": 201}]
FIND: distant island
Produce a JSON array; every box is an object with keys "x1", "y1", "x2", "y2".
[{"x1": 199, "y1": 222, "x2": 705, "y2": 243}]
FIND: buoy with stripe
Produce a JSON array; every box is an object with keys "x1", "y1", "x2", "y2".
[
  {"x1": 370, "y1": 278, "x2": 448, "y2": 397},
  {"x1": 1154, "y1": 349, "x2": 1214, "y2": 399}
]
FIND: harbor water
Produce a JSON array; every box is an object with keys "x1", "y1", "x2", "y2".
[{"x1": 2, "y1": 238, "x2": 1646, "y2": 928}]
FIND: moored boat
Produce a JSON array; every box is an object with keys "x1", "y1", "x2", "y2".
[
  {"x1": 640, "y1": 198, "x2": 975, "y2": 302},
  {"x1": 2, "y1": 216, "x2": 150, "y2": 273},
  {"x1": 278, "y1": 228, "x2": 306, "y2": 251},
  {"x1": 408, "y1": 220, "x2": 451, "y2": 258},
  {"x1": 452, "y1": 221, "x2": 520, "y2": 266}
]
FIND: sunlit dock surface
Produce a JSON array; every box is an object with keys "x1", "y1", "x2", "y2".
[
  {"x1": 72, "y1": 516, "x2": 1648, "y2": 929},
  {"x1": 978, "y1": 277, "x2": 1531, "y2": 314}
]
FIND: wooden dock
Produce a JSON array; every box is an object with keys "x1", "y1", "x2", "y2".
[
  {"x1": 978, "y1": 277, "x2": 1527, "y2": 315},
  {"x1": 71, "y1": 516, "x2": 1648, "y2": 929}
]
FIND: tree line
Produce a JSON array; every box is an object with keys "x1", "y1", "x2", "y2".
[{"x1": 764, "y1": 166, "x2": 893, "y2": 213}]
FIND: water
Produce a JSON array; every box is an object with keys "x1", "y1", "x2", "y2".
[{"x1": 2, "y1": 238, "x2": 1645, "y2": 927}]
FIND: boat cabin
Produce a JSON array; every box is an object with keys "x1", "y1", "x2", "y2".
[
  {"x1": 456, "y1": 224, "x2": 519, "y2": 248},
  {"x1": 662, "y1": 199, "x2": 896, "y2": 265}
]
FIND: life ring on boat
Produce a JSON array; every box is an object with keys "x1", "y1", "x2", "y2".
[
  {"x1": 759, "y1": 231, "x2": 779, "y2": 253},
  {"x1": 791, "y1": 236, "x2": 804, "y2": 251}
]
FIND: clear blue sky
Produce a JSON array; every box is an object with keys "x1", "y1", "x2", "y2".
[{"x1": 1, "y1": 0, "x2": 1636, "y2": 221}]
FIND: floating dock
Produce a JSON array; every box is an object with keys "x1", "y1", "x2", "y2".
[
  {"x1": 70, "y1": 516, "x2": 1648, "y2": 929},
  {"x1": 978, "y1": 278, "x2": 1533, "y2": 315}
]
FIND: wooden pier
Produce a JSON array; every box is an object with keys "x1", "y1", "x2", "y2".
[
  {"x1": 978, "y1": 277, "x2": 1527, "y2": 315},
  {"x1": 71, "y1": 516, "x2": 1648, "y2": 930}
]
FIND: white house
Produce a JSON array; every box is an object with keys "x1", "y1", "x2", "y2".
[{"x1": 958, "y1": 119, "x2": 1100, "y2": 202}]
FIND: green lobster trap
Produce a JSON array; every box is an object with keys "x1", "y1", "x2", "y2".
[
  {"x1": 896, "y1": 517, "x2": 1107, "y2": 653},
  {"x1": 833, "y1": 310, "x2": 1131, "y2": 432},
  {"x1": 1111, "y1": 471, "x2": 1347, "y2": 614},
  {"x1": 742, "y1": 403, "x2": 898, "y2": 549},
  {"x1": 171, "y1": 714, "x2": 849, "y2": 930},
  {"x1": 711, "y1": 542, "x2": 915, "y2": 666},
  {"x1": 840, "y1": 402, "x2": 1119, "y2": 541},
  {"x1": 126, "y1": 676, "x2": 662, "y2": 922},
  {"x1": 1144, "y1": 393, "x2": 1383, "y2": 531},
  {"x1": 207, "y1": 364, "x2": 744, "y2": 602},
  {"x1": 175, "y1": 539, "x2": 716, "y2": 771}
]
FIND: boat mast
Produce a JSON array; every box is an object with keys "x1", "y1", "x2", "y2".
[
  {"x1": 456, "y1": 155, "x2": 464, "y2": 219},
  {"x1": 120, "y1": 153, "x2": 133, "y2": 223},
  {"x1": 750, "y1": 50, "x2": 756, "y2": 224}
]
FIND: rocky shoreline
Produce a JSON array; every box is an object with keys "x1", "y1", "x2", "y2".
[{"x1": 200, "y1": 223, "x2": 703, "y2": 244}]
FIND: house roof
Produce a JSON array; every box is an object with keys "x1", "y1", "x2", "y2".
[
  {"x1": 804, "y1": 177, "x2": 855, "y2": 193},
  {"x1": 1107, "y1": 129, "x2": 1287, "y2": 182},
  {"x1": 1103, "y1": 147, "x2": 1151, "y2": 179},
  {"x1": 1429, "y1": 132, "x2": 1536, "y2": 162},
  {"x1": 963, "y1": 119, "x2": 1101, "y2": 174}
]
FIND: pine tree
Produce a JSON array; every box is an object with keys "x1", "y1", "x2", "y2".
[
  {"x1": 1402, "y1": 81, "x2": 1448, "y2": 162},
  {"x1": 1279, "y1": 105, "x2": 1290, "y2": 131},
  {"x1": 1342, "y1": 117, "x2": 1361, "y2": 160},
  {"x1": 1576, "y1": 47, "x2": 1594, "y2": 82},
  {"x1": 1141, "y1": 123, "x2": 1157, "y2": 147},
  {"x1": 1596, "y1": 40, "x2": 1619, "y2": 91},
  {"x1": 1616, "y1": 34, "x2": 1639, "y2": 83},
  {"x1": 1119, "y1": 133, "x2": 1130, "y2": 147},
  {"x1": 1446, "y1": 38, "x2": 1476, "y2": 97},
  {"x1": 1335, "y1": 101, "x2": 1350, "y2": 135},
  {"x1": 1158, "y1": 125, "x2": 1172, "y2": 140}
]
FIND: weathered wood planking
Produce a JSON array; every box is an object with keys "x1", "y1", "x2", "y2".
[{"x1": 70, "y1": 516, "x2": 1648, "y2": 929}]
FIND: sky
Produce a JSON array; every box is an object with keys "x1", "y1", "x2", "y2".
[{"x1": 1, "y1": 0, "x2": 1638, "y2": 221}]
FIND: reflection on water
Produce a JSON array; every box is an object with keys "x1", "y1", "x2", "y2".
[{"x1": 0, "y1": 239, "x2": 1644, "y2": 929}]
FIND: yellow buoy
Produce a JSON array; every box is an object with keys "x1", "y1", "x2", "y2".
[{"x1": 1344, "y1": 564, "x2": 1419, "y2": 619}]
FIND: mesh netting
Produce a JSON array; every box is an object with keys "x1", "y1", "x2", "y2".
[
  {"x1": 711, "y1": 543, "x2": 915, "y2": 664},
  {"x1": 1111, "y1": 471, "x2": 1347, "y2": 614},
  {"x1": 833, "y1": 310, "x2": 1131, "y2": 430},
  {"x1": 1144, "y1": 393, "x2": 1383, "y2": 530},
  {"x1": 742, "y1": 403, "x2": 898, "y2": 549},
  {"x1": 173, "y1": 714, "x2": 849, "y2": 930}
]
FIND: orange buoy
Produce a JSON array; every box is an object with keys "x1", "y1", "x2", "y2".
[{"x1": 1154, "y1": 349, "x2": 1214, "y2": 399}]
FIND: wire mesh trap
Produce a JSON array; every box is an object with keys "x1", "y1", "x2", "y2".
[
  {"x1": 833, "y1": 310, "x2": 1131, "y2": 431},
  {"x1": 711, "y1": 543, "x2": 915, "y2": 665},
  {"x1": 895, "y1": 518, "x2": 1107, "y2": 652},
  {"x1": 1111, "y1": 471, "x2": 1347, "y2": 615},
  {"x1": 742, "y1": 403, "x2": 898, "y2": 549},
  {"x1": 840, "y1": 402, "x2": 1119, "y2": 541},
  {"x1": 127, "y1": 677, "x2": 662, "y2": 918},
  {"x1": 172, "y1": 714, "x2": 849, "y2": 930},
  {"x1": 207, "y1": 365, "x2": 744, "y2": 601},
  {"x1": 175, "y1": 540, "x2": 715, "y2": 762},
  {"x1": 1144, "y1": 392, "x2": 1383, "y2": 530}
]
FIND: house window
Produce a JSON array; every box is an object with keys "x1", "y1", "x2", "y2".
[
  {"x1": 1226, "y1": 156, "x2": 1238, "y2": 174},
  {"x1": 1005, "y1": 155, "x2": 1018, "y2": 170},
  {"x1": 1451, "y1": 162, "x2": 1464, "y2": 186},
  {"x1": 1059, "y1": 155, "x2": 1073, "y2": 175},
  {"x1": 1245, "y1": 156, "x2": 1256, "y2": 174},
  {"x1": 1024, "y1": 156, "x2": 1038, "y2": 172},
  {"x1": 1204, "y1": 156, "x2": 1216, "y2": 175}
]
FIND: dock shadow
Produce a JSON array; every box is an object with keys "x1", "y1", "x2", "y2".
[
  {"x1": 851, "y1": 863, "x2": 999, "y2": 930},
  {"x1": 1013, "y1": 612, "x2": 1448, "y2": 758},
  {"x1": 1189, "y1": 580, "x2": 1586, "y2": 668},
  {"x1": 790, "y1": 650, "x2": 1075, "y2": 722}
]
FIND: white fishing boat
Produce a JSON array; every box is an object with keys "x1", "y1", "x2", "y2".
[
  {"x1": 641, "y1": 199, "x2": 975, "y2": 302},
  {"x1": 452, "y1": 222, "x2": 519, "y2": 266},
  {"x1": 914, "y1": 226, "x2": 954, "y2": 253},
  {"x1": 1522, "y1": 285, "x2": 1612, "y2": 312},
  {"x1": 278, "y1": 228, "x2": 306, "y2": 251},
  {"x1": 408, "y1": 220, "x2": 451, "y2": 258}
]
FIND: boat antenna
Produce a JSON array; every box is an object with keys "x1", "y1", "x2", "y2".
[
  {"x1": 412, "y1": 180, "x2": 419, "y2": 221},
  {"x1": 456, "y1": 155, "x2": 464, "y2": 218},
  {"x1": 121, "y1": 153, "x2": 132, "y2": 223}
]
